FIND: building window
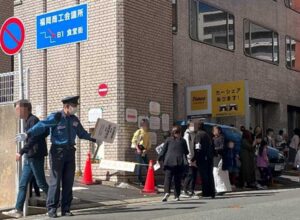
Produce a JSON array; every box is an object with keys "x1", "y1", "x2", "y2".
[
  {"x1": 244, "y1": 19, "x2": 279, "y2": 64},
  {"x1": 172, "y1": 0, "x2": 178, "y2": 33},
  {"x1": 189, "y1": 0, "x2": 235, "y2": 51},
  {"x1": 285, "y1": 0, "x2": 300, "y2": 13},
  {"x1": 0, "y1": 74, "x2": 14, "y2": 103},
  {"x1": 286, "y1": 36, "x2": 300, "y2": 72}
]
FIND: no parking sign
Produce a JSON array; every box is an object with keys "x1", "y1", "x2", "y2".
[{"x1": 0, "y1": 17, "x2": 25, "y2": 55}]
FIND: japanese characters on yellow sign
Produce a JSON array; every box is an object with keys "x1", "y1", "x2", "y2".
[
  {"x1": 212, "y1": 80, "x2": 246, "y2": 117},
  {"x1": 191, "y1": 90, "x2": 208, "y2": 111}
]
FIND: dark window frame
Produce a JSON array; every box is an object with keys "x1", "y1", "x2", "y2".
[
  {"x1": 188, "y1": 0, "x2": 235, "y2": 52},
  {"x1": 285, "y1": 0, "x2": 300, "y2": 14},
  {"x1": 286, "y1": 35, "x2": 300, "y2": 72},
  {"x1": 243, "y1": 19, "x2": 280, "y2": 66}
]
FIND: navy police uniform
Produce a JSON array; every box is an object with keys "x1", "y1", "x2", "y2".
[{"x1": 27, "y1": 96, "x2": 96, "y2": 217}]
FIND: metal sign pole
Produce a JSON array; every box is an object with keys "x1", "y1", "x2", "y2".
[{"x1": 18, "y1": 50, "x2": 28, "y2": 217}]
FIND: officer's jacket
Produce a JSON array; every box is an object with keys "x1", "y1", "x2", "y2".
[{"x1": 27, "y1": 110, "x2": 95, "y2": 146}]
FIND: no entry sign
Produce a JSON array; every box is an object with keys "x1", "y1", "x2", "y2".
[
  {"x1": 0, "y1": 17, "x2": 25, "y2": 55},
  {"x1": 98, "y1": 84, "x2": 108, "y2": 97}
]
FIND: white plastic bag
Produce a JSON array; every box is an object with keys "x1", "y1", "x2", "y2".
[{"x1": 213, "y1": 160, "x2": 232, "y2": 193}]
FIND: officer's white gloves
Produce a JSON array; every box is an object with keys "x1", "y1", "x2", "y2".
[
  {"x1": 15, "y1": 133, "x2": 27, "y2": 142},
  {"x1": 96, "y1": 139, "x2": 103, "y2": 146}
]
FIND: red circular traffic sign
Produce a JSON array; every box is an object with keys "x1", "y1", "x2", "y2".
[
  {"x1": 0, "y1": 17, "x2": 25, "y2": 55},
  {"x1": 98, "y1": 84, "x2": 108, "y2": 97}
]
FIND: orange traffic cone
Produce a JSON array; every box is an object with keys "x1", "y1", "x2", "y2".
[
  {"x1": 81, "y1": 152, "x2": 94, "y2": 185},
  {"x1": 142, "y1": 160, "x2": 157, "y2": 194}
]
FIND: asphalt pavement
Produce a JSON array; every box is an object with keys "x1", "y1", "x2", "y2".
[{"x1": 1, "y1": 173, "x2": 300, "y2": 220}]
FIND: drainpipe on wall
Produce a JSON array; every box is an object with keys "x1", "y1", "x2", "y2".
[{"x1": 75, "y1": 0, "x2": 82, "y2": 177}]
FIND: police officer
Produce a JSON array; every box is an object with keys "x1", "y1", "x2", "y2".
[{"x1": 16, "y1": 96, "x2": 101, "y2": 218}]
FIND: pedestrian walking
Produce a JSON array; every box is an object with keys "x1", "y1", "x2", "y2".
[
  {"x1": 223, "y1": 139, "x2": 239, "y2": 188},
  {"x1": 257, "y1": 140, "x2": 272, "y2": 189},
  {"x1": 182, "y1": 121, "x2": 197, "y2": 198},
  {"x1": 239, "y1": 130, "x2": 256, "y2": 188},
  {"x1": 194, "y1": 122, "x2": 215, "y2": 198},
  {"x1": 131, "y1": 119, "x2": 151, "y2": 185},
  {"x1": 3, "y1": 100, "x2": 49, "y2": 219},
  {"x1": 15, "y1": 96, "x2": 100, "y2": 218},
  {"x1": 289, "y1": 128, "x2": 300, "y2": 165},
  {"x1": 212, "y1": 126, "x2": 232, "y2": 194},
  {"x1": 158, "y1": 125, "x2": 189, "y2": 202}
]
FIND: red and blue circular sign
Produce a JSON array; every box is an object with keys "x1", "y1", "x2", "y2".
[{"x1": 0, "y1": 17, "x2": 25, "y2": 55}]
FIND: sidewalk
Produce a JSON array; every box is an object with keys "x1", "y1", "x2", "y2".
[
  {"x1": 0, "y1": 179, "x2": 160, "y2": 220},
  {"x1": 1, "y1": 173, "x2": 300, "y2": 219}
]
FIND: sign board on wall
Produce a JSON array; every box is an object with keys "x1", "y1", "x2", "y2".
[
  {"x1": 161, "y1": 114, "x2": 170, "y2": 132},
  {"x1": 149, "y1": 116, "x2": 160, "y2": 130},
  {"x1": 212, "y1": 80, "x2": 247, "y2": 117},
  {"x1": 149, "y1": 101, "x2": 160, "y2": 115},
  {"x1": 36, "y1": 4, "x2": 88, "y2": 49},
  {"x1": 92, "y1": 118, "x2": 118, "y2": 143},
  {"x1": 126, "y1": 108, "x2": 138, "y2": 123},
  {"x1": 186, "y1": 80, "x2": 248, "y2": 118},
  {"x1": 186, "y1": 85, "x2": 212, "y2": 116},
  {"x1": 88, "y1": 108, "x2": 103, "y2": 123}
]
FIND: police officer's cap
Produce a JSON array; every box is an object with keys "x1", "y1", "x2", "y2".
[{"x1": 61, "y1": 96, "x2": 80, "y2": 105}]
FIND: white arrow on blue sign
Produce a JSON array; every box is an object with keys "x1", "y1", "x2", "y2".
[{"x1": 36, "y1": 3, "x2": 88, "y2": 49}]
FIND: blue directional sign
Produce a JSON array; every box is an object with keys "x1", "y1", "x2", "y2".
[{"x1": 36, "y1": 4, "x2": 88, "y2": 49}]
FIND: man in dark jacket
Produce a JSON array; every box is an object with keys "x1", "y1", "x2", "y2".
[
  {"x1": 194, "y1": 121, "x2": 215, "y2": 198},
  {"x1": 2, "y1": 100, "x2": 49, "y2": 219}
]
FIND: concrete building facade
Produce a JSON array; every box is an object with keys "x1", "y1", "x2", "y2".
[
  {"x1": 173, "y1": 0, "x2": 300, "y2": 136},
  {"x1": 11, "y1": 0, "x2": 172, "y2": 181},
  {"x1": 0, "y1": 0, "x2": 299, "y2": 181}
]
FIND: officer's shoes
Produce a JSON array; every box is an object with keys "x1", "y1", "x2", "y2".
[
  {"x1": 47, "y1": 211, "x2": 58, "y2": 218},
  {"x1": 62, "y1": 211, "x2": 74, "y2": 217}
]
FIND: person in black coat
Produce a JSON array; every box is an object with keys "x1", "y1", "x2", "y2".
[
  {"x1": 194, "y1": 121, "x2": 215, "y2": 198},
  {"x1": 3, "y1": 100, "x2": 49, "y2": 219},
  {"x1": 158, "y1": 125, "x2": 189, "y2": 202}
]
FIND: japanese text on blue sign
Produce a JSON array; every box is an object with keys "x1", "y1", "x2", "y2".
[{"x1": 36, "y1": 4, "x2": 88, "y2": 49}]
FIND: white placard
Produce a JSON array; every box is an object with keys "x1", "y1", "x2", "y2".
[
  {"x1": 149, "y1": 101, "x2": 160, "y2": 116},
  {"x1": 161, "y1": 114, "x2": 170, "y2": 132},
  {"x1": 126, "y1": 108, "x2": 138, "y2": 123},
  {"x1": 149, "y1": 132, "x2": 157, "y2": 145},
  {"x1": 92, "y1": 118, "x2": 118, "y2": 143},
  {"x1": 153, "y1": 162, "x2": 161, "y2": 171},
  {"x1": 99, "y1": 160, "x2": 136, "y2": 172},
  {"x1": 138, "y1": 116, "x2": 149, "y2": 128},
  {"x1": 88, "y1": 108, "x2": 103, "y2": 123},
  {"x1": 150, "y1": 116, "x2": 160, "y2": 130}
]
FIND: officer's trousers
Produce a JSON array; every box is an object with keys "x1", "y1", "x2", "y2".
[{"x1": 47, "y1": 145, "x2": 75, "y2": 213}]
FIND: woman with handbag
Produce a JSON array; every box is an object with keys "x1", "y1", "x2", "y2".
[
  {"x1": 158, "y1": 125, "x2": 189, "y2": 202},
  {"x1": 212, "y1": 126, "x2": 232, "y2": 195},
  {"x1": 131, "y1": 119, "x2": 151, "y2": 186}
]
